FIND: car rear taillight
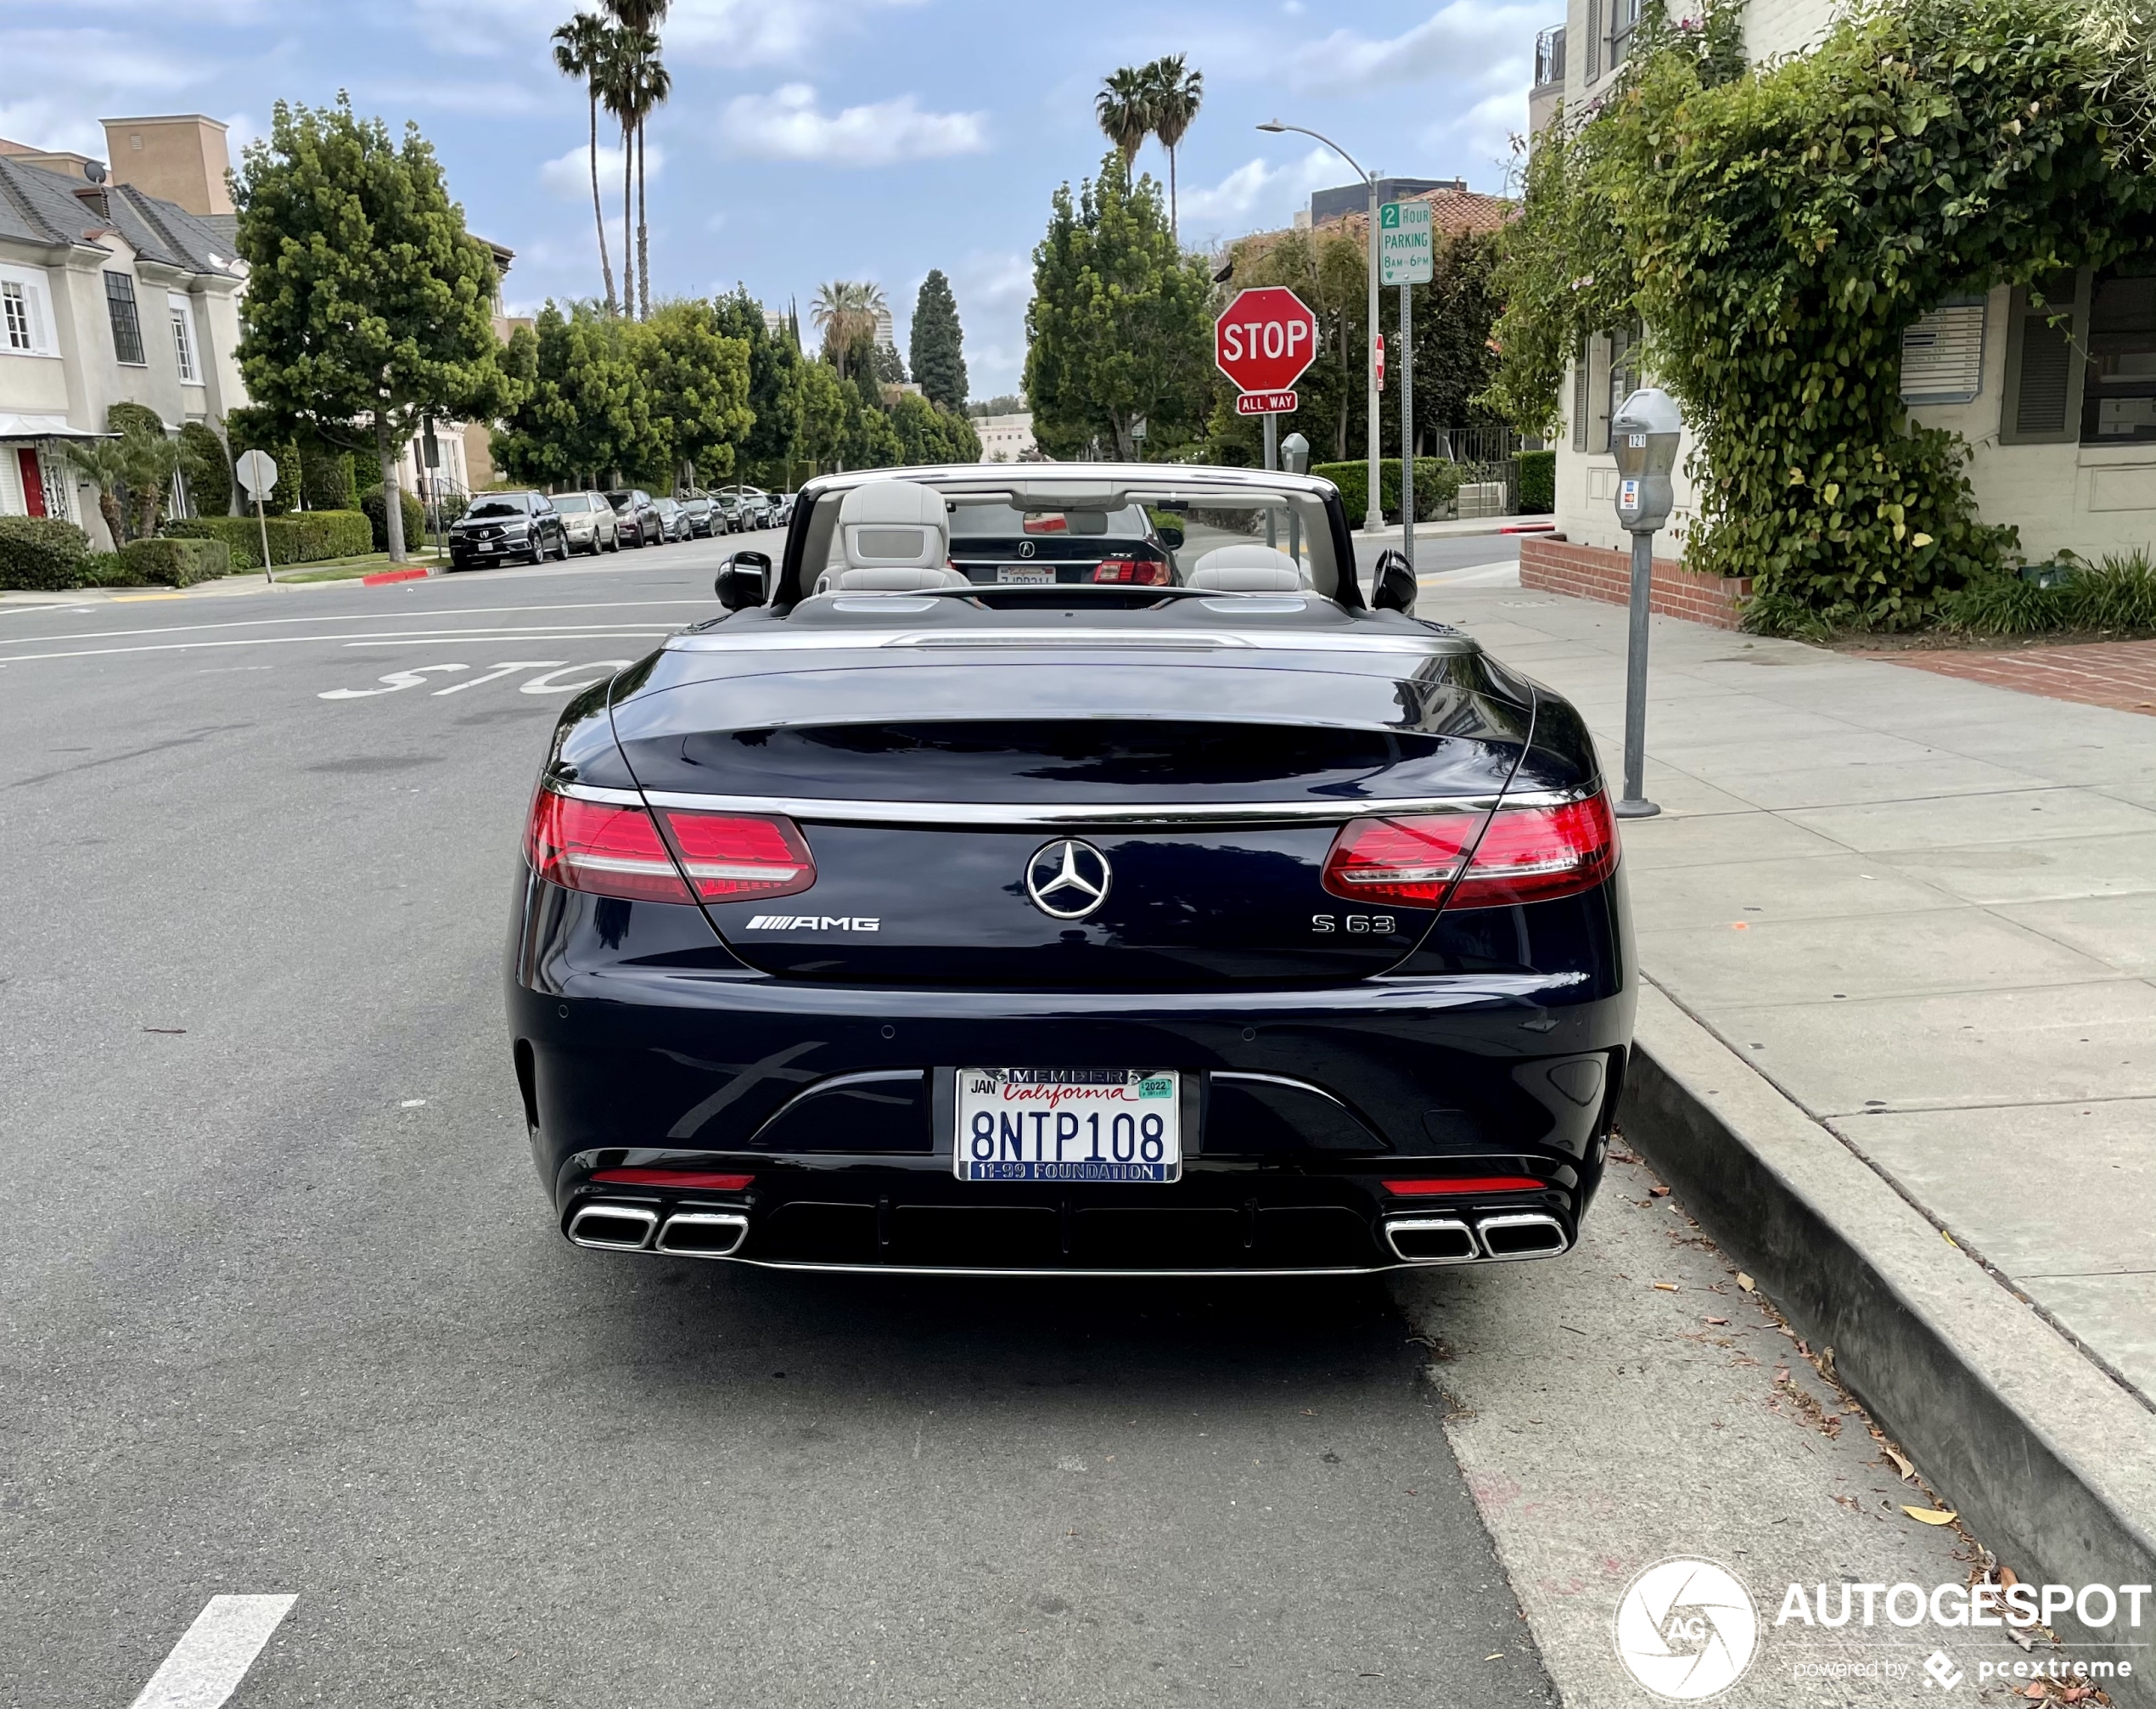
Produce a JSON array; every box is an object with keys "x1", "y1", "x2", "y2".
[
  {"x1": 1447, "y1": 793, "x2": 1617, "y2": 909},
  {"x1": 525, "y1": 790, "x2": 814, "y2": 904},
  {"x1": 1092, "y1": 558, "x2": 1171, "y2": 585},
  {"x1": 1320, "y1": 812, "x2": 1488, "y2": 906},
  {"x1": 1384, "y1": 1177, "x2": 1546, "y2": 1196},
  {"x1": 1321, "y1": 793, "x2": 1617, "y2": 912},
  {"x1": 592, "y1": 1167, "x2": 754, "y2": 1190}
]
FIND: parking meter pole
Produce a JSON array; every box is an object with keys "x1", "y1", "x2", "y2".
[
  {"x1": 1617, "y1": 526, "x2": 1660, "y2": 819},
  {"x1": 1262, "y1": 410, "x2": 1278, "y2": 548},
  {"x1": 1399, "y1": 283, "x2": 1413, "y2": 572},
  {"x1": 256, "y1": 494, "x2": 272, "y2": 586}
]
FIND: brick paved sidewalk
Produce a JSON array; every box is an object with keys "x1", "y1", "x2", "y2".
[{"x1": 1883, "y1": 638, "x2": 2156, "y2": 717}]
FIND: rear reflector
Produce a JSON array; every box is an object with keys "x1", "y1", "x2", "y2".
[
  {"x1": 592, "y1": 1167, "x2": 755, "y2": 1191},
  {"x1": 1384, "y1": 1176, "x2": 1546, "y2": 1196},
  {"x1": 1321, "y1": 793, "x2": 1617, "y2": 912},
  {"x1": 1091, "y1": 558, "x2": 1171, "y2": 585},
  {"x1": 525, "y1": 790, "x2": 814, "y2": 905}
]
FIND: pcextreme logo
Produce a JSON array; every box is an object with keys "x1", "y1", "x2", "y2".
[{"x1": 743, "y1": 915, "x2": 880, "y2": 931}]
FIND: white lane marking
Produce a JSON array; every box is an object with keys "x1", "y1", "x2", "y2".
[
  {"x1": 0, "y1": 629, "x2": 675, "y2": 666},
  {"x1": 431, "y1": 661, "x2": 567, "y2": 695},
  {"x1": 127, "y1": 1594, "x2": 295, "y2": 1709},
  {"x1": 519, "y1": 660, "x2": 633, "y2": 695},
  {"x1": 0, "y1": 599, "x2": 716, "y2": 648},
  {"x1": 1418, "y1": 559, "x2": 1520, "y2": 587},
  {"x1": 319, "y1": 664, "x2": 469, "y2": 700}
]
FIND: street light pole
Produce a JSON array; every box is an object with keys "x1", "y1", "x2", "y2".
[{"x1": 1259, "y1": 121, "x2": 1382, "y2": 535}]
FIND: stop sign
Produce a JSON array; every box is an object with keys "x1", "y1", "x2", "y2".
[{"x1": 1215, "y1": 286, "x2": 1318, "y2": 396}]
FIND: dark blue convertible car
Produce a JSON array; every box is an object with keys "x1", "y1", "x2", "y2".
[{"x1": 508, "y1": 465, "x2": 1634, "y2": 1275}]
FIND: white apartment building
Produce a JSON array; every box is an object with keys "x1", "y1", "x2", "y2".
[
  {"x1": 974, "y1": 413, "x2": 1036, "y2": 464},
  {"x1": 1538, "y1": 0, "x2": 2156, "y2": 568},
  {"x1": 0, "y1": 117, "x2": 249, "y2": 546}
]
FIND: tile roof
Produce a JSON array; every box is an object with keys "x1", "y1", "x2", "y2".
[
  {"x1": 1322, "y1": 186, "x2": 1516, "y2": 241},
  {"x1": 0, "y1": 155, "x2": 238, "y2": 276}
]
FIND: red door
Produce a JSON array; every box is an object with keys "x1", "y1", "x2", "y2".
[{"x1": 16, "y1": 449, "x2": 44, "y2": 518}]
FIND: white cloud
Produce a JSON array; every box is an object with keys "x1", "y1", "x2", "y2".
[
  {"x1": 720, "y1": 83, "x2": 986, "y2": 166},
  {"x1": 539, "y1": 141, "x2": 663, "y2": 201},
  {"x1": 406, "y1": 0, "x2": 924, "y2": 63},
  {"x1": 945, "y1": 249, "x2": 1034, "y2": 400},
  {"x1": 362, "y1": 79, "x2": 545, "y2": 118},
  {"x1": 1173, "y1": 147, "x2": 1337, "y2": 244},
  {"x1": 1293, "y1": 1, "x2": 1546, "y2": 95}
]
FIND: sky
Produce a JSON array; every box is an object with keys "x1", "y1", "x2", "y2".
[{"x1": 6, "y1": 0, "x2": 1562, "y2": 399}]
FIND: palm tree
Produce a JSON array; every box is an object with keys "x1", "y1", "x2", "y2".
[
  {"x1": 553, "y1": 13, "x2": 619, "y2": 314},
  {"x1": 63, "y1": 437, "x2": 132, "y2": 545},
  {"x1": 593, "y1": 29, "x2": 645, "y2": 318},
  {"x1": 811, "y1": 281, "x2": 884, "y2": 380},
  {"x1": 1143, "y1": 55, "x2": 1204, "y2": 245},
  {"x1": 603, "y1": 2, "x2": 670, "y2": 318},
  {"x1": 1094, "y1": 66, "x2": 1153, "y2": 171}
]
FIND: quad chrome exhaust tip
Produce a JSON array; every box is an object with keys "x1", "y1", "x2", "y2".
[
  {"x1": 654, "y1": 1210, "x2": 750, "y2": 1259},
  {"x1": 565, "y1": 1202, "x2": 660, "y2": 1251},
  {"x1": 1474, "y1": 1211, "x2": 1569, "y2": 1261},
  {"x1": 1383, "y1": 1211, "x2": 1570, "y2": 1265}
]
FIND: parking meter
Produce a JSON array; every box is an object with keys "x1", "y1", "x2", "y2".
[
  {"x1": 1609, "y1": 387, "x2": 1681, "y2": 820},
  {"x1": 1280, "y1": 432, "x2": 1311, "y2": 562}
]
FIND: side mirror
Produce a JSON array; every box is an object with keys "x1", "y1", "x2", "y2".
[
  {"x1": 1154, "y1": 522, "x2": 1185, "y2": 549},
  {"x1": 1372, "y1": 548, "x2": 1417, "y2": 615},
  {"x1": 716, "y1": 549, "x2": 772, "y2": 610}
]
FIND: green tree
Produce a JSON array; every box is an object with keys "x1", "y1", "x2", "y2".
[
  {"x1": 552, "y1": 11, "x2": 620, "y2": 314},
  {"x1": 908, "y1": 269, "x2": 969, "y2": 410},
  {"x1": 494, "y1": 301, "x2": 661, "y2": 486},
  {"x1": 1142, "y1": 55, "x2": 1204, "y2": 244},
  {"x1": 710, "y1": 288, "x2": 804, "y2": 487},
  {"x1": 177, "y1": 420, "x2": 232, "y2": 516},
  {"x1": 811, "y1": 280, "x2": 884, "y2": 381},
  {"x1": 233, "y1": 96, "x2": 508, "y2": 562},
  {"x1": 1025, "y1": 155, "x2": 1215, "y2": 459},
  {"x1": 639, "y1": 299, "x2": 753, "y2": 487},
  {"x1": 788, "y1": 359, "x2": 850, "y2": 476},
  {"x1": 890, "y1": 393, "x2": 983, "y2": 465}
]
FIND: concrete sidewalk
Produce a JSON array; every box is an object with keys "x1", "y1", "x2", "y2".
[
  {"x1": 1423, "y1": 579, "x2": 2156, "y2": 1677},
  {"x1": 1432, "y1": 582, "x2": 2156, "y2": 1392}
]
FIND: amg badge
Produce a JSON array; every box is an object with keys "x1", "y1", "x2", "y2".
[{"x1": 744, "y1": 914, "x2": 881, "y2": 931}]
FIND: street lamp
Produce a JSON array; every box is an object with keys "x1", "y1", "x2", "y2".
[{"x1": 1258, "y1": 120, "x2": 1381, "y2": 536}]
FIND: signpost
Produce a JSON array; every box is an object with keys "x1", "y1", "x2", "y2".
[
  {"x1": 1378, "y1": 200, "x2": 1434, "y2": 569},
  {"x1": 1215, "y1": 285, "x2": 1319, "y2": 481},
  {"x1": 234, "y1": 448, "x2": 278, "y2": 587}
]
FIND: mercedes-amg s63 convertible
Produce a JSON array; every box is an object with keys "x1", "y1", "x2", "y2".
[{"x1": 508, "y1": 465, "x2": 1634, "y2": 1276}]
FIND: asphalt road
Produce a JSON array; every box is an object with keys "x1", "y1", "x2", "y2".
[{"x1": 0, "y1": 527, "x2": 2041, "y2": 1708}]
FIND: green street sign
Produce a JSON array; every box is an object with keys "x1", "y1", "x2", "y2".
[{"x1": 1378, "y1": 200, "x2": 1434, "y2": 286}]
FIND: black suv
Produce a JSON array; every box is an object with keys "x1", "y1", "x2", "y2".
[
  {"x1": 604, "y1": 488, "x2": 661, "y2": 548},
  {"x1": 448, "y1": 492, "x2": 569, "y2": 569}
]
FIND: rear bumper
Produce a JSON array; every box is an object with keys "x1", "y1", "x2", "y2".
[{"x1": 508, "y1": 893, "x2": 1632, "y2": 1276}]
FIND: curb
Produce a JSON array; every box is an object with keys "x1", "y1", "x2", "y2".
[
  {"x1": 360, "y1": 567, "x2": 431, "y2": 586},
  {"x1": 1620, "y1": 983, "x2": 2156, "y2": 1705}
]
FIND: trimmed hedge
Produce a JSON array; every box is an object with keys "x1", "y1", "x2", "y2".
[
  {"x1": 120, "y1": 536, "x2": 234, "y2": 587},
  {"x1": 0, "y1": 516, "x2": 93, "y2": 590},
  {"x1": 167, "y1": 509, "x2": 372, "y2": 570},
  {"x1": 361, "y1": 486, "x2": 428, "y2": 555},
  {"x1": 1516, "y1": 450, "x2": 1555, "y2": 514},
  {"x1": 1311, "y1": 458, "x2": 1464, "y2": 525}
]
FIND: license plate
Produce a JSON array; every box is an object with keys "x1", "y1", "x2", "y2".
[
  {"x1": 997, "y1": 565, "x2": 1055, "y2": 584},
  {"x1": 956, "y1": 1068, "x2": 1181, "y2": 1183}
]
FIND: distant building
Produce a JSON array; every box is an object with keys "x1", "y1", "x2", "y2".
[
  {"x1": 0, "y1": 114, "x2": 248, "y2": 543},
  {"x1": 873, "y1": 306, "x2": 896, "y2": 351},
  {"x1": 975, "y1": 413, "x2": 1036, "y2": 464},
  {"x1": 1308, "y1": 177, "x2": 1468, "y2": 228}
]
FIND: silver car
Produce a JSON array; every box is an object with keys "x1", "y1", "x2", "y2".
[{"x1": 551, "y1": 491, "x2": 620, "y2": 555}]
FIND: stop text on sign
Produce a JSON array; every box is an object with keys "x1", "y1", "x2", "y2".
[{"x1": 1215, "y1": 285, "x2": 1319, "y2": 397}]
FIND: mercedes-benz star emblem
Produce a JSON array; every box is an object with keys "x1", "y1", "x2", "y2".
[
  {"x1": 1025, "y1": 840, "x2": 1111, "y2": 920},
  {"x1": 1017, "y1": 539, "x2": 1036, "y2": 559}
]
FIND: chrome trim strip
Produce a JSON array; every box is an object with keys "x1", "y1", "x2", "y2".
[
  {"x1": 1210, "y1": 1071, "x2": 1358, "y2": 1112},
  {"x1": 1473, "y1": 1211, "x2": 1570, "y2": 1262},
  {"x1": 749, "y1": 1069, "x2": 927, "y2": 1143},
  {"x1": 663, "y1": 627, "x2": 1457, "y2": 656},
  {"x1": 597, "y1": 1255, "x2": 1417, "y2": 1278},
  {"x1": 548, "y1": 784, "x2": 1590, "y2": 828},
  {"x1": 1381, "y1": 1216, "x2": 1481, "y2": 1266}
]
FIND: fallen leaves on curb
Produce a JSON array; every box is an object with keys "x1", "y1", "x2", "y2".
[
  {"x1": 1649, "y1": 1184, "x2": 1670, "y2": 1198},
  {"x1": 1653, "y1": 1282, "x2": 1678, "y2": 1292},
  {"x1": 1704, "y1": 1316, "x2": 1730, "y2": 1326},
  {"x1": 1737, "y1": 1273, "x2": 1756, "y2": 1291},
  {"x1": 1903, "y1": 1505, "x2": 1959, "y2": 1525},
  {"x1": 1884, "y1": 1447, "x2": 1916, "y2": 1481}
]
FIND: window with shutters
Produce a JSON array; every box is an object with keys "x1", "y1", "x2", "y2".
[
  {"x1": 2082, "y1": 260, "x2": 2156, "y2": 445},
  {"x1": 104, "y1": 271, "x2": 145, "y2": 366},
  {"x1": 2000, "y1": 273, "x2": 2088, "y2": 446},
  {"x1": 169, "y1": 294, "x2": 199, "y2": 384},
  {"x1": 1571, "y1": 342, "x2": 1591, "y2": 451},
  {"x1": 1607, "y1": 0, "x2": 1642, "y2": 69},
  {"x1": 0, "y1": 266, "x2": 54, "y2": 356},
  {"x1": 1608, "y1": 320, "x2": 1642, "y2": 430}
]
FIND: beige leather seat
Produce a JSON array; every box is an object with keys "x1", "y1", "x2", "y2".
[
  {"x1": 815, "y1": 480, "x2": 971, "y2": 593},
  {"x1": 1183, "y1": 543, "x2": 1309, "y2": 593}
]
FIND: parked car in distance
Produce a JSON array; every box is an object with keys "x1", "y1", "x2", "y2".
[
  {"x1": 722, "y1": 485, "x2": 773, "y2": 530},
  {"x1": 654, "y1": 498, "x2": 692, "y2": 543},
  {"x1": 680, "y1": 496, "x2": 719, "y2": 539},
  {"x1": 710, "y1": 493, "x2": 744, "y2": 534},
  {"x1": 550, "y1": 491, "x2": 620, "y2": 555},
  {"x1": 603, "y1": 488, "x2": 660, "y2": 548},
  {"x1": 447, "y1": 491, "x2": 569, "y2": 570},
  {"x1": 770, "y1": 492, "x2": 796, "y2": 528}
]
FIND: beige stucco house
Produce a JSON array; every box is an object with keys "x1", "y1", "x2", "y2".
[
  {"x1": 1535, "y1": 0, "x2": 2155, "y2": 576},
  {"x1": 0, "y1": 117, "x2": 250, "y2": 547}
]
